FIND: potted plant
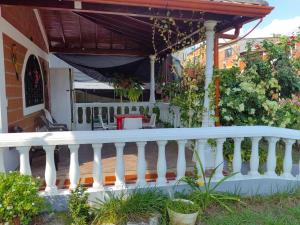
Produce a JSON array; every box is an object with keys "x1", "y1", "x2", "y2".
[
  {"x1": 0, "y1": 172, "x2": 46, "y2": 225},
  {"x1": 167, "y1": 199, "x2": 199, "y2": 225},
  {"x1": 92, "y1": 189, "x2": 167, "y2": 225}
]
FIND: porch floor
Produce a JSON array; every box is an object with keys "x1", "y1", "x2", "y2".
[{"x1": 31, "y1": 141, "x2": 196, "y2": 189}]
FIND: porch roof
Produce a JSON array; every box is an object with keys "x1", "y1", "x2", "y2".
[{"x1": 1, "y1": 0, "x2": 273, "y2": 56}]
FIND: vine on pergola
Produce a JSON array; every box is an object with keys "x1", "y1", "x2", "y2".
[{"x1": 149, "y1": 9, "x2": 206, "y2": 57}]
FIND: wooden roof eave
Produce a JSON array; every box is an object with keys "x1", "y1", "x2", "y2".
[{"x1": 77, "y1": 0, "x2": 274, "y2": 18}]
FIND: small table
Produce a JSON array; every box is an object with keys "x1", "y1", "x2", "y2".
[{"x1": 115, "y1": 114, "x2": 145, "y2": 130}]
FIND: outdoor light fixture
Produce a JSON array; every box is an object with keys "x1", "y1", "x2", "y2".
[
  {"x1": 74, "y1": 1, "x2": 82, "y2": 9},
  {"x1": 11, "y1": 44, "x2": 19, "y2": 80}
]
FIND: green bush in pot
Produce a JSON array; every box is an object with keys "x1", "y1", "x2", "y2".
[
  {"x1": 167, "y1": 199, "x2": 200, "y2": 225},
  {"x1": 0, "y1": 172, "x2": 46, "y2": 225}
]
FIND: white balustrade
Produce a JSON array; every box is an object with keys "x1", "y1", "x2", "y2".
[
  {"x1": 249, "y1": 137, "x2": 261, "y2": 177},
  {"x1": 214, "y1": 138, "x2": 226, "y2": 180},
  {"x1": 44, "y1": 146, "x2": 57, "y2": 193},
  {"x1": 176, "y1": 140, "x2": 187, "y2": 180},
  {"x1": 69, "y1": 145, "x2": 80, "y2": 189},
  {"x1": 18, "y1": 146, "x2": 31, "y2": 175},
  {"x1": 196, "y1": 139, "x2": 207, "y2": 178},
  {"x1": 136, "y1": 142, "x2": 147, "y2": 187},
  {"x1": 282, "y1": 139, "x2": 295, "y2": 179},
  {"x1": 92, "y1": 144, "x2": 103, "y2": 189},
  {"x1": 232, "y1": 138, "x2": 244, "y2": 178},
  {"x1": 115, "y1": 142, "x2": 126, "y2": 188},
  {"x1": 1, "y1": 126, "x2": 300, "y2": 196},
  {"x1": 156, "y1": 140, "x2": 167, "y2": 185},
  {"x1": 265, "y1": 137, "x2": 279, "y2": 177}
]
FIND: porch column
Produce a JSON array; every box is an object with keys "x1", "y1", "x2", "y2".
[
  {"x1": 149, "y1": 55, "x2": 156, "y2": 103},
  {"x1": 202, "y1": 21, "x2": 218, "y2": 127}
]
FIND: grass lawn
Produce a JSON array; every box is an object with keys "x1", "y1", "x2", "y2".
[{"x1": 200, "y1": 190, "x2": 300, "y2": 225}]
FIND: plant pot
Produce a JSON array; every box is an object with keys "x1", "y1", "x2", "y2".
[{"x1": 167, "y1": 199, "x2": 199, "y2": 225}]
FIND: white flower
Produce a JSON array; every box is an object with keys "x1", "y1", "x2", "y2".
[
  {"x1": 250, "y1": 108, "x2": 255, "y2": 115},
  {"x1": 7, "y1": 206, "x2": 13, "y2": 210},
  {"x1": 238, "y1": 103, "x2": 245, "y2": 112}
]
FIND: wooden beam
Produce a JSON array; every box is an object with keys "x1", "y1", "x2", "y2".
[
  {"x1": 49, "y1": 47, "x2": 149, "y2": 56},
  {"x1": 57, "y1": 11, "x2": 66, "y2": 46},
  {"x1": 0, "y1": 0, "x2": 273, "y2": 19}
]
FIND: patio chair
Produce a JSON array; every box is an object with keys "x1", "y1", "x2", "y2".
[
  {"x1": 93, "y1": 115, "x2": 117, "y2": 130},
  {"x1": 42, "y1": 109, "x2": 68, "y2": 131},
  {"x1": 123, "y1": 118, "x2": 142, "y2": 130},
  {"x1": 143, "y1": 114, "x2": 156, "y2": 129}
]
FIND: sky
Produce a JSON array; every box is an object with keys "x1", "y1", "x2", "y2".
[{"x1": 242, "y1": 0, "x2": 300, "y2": 38}]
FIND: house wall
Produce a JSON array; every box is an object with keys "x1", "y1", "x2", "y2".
[
  {"x1": 0, "y1": 6, "x2": 50, "y2": 170},
  {"x1": 1, "y1": 6, "x2": 49, "y2": 132}
]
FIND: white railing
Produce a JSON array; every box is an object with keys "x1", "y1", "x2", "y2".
[
  {"x1": 0, "y1": 126, "x2": 300, "y2": 196},
  {"x1": 74, "y1": 102, "x2": 182, "y2": 130}
]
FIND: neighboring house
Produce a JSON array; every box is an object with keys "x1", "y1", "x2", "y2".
[{"x1": 186, "y1": 37, "x2": 300, "y2": 69}]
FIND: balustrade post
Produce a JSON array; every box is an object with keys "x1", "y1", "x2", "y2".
[
  {"x1": 82, "y1": 107, "x2": 87, "y2": 126},
  {"x1": 0, "y1": 148, "x2": 5, "y2": 172},
  {"x1": 232, "y1": 137, "x2": 244, "y2": 179},
  {"x1": 282, "y1": 139, "x2": 295, "y2": 179},
  {"x1": 248, "y1": 137, "x2": 261, "y2": 177},
  {"x1": 115, "y1": 142, "x2": 126, "y2": 188},
  {"x1": 69, "y1": 145, "x2": 80, "y2": 189},
  {"x1": 18, "y1": 146, "x2": 31, "y2": 175},
  {"x1": 196, "y1": 139, "x2": 207, "y2": 178},
  {"x1": 156, "y1": 140, "x2": 167, "y2": 185},
  {"x1": 265, "y1": 137, "x2": 279, "y2": 178},
  {"x1": 92, "y1": 144, "x2": 103, "y2": 189},
  {"x1": 136, "y1": 142, "x2": 147, "y2": 187},
  {"x1": 176, "y1": 140, "x2": 187, "y2": 180},
  {"x1": 213, "y1": 138, "x2": 226, "y2": 180},
  {"x1": 44, "y1": 146, "x2": 57, "y2": 193}
]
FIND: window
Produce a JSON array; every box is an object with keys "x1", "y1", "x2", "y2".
[
  {"x1": 225, "y1": 48, "x2": 233, "y2": 58},
  {"x1": 24, "y1": 55, "x2": 44, "y2": 108}
]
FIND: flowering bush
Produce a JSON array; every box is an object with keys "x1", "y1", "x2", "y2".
[
  {"x1": 211, "y1": 32, "x2": 300, "y2": 128},
  {"x1": 0, "y1": 172, "x2": 46, "y2": 224}
]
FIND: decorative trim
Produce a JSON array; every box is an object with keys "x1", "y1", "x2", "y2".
[
  {"x1": 0, "y1": 30, "x2": 8, "y2": 132},
  {"x1": 33, "y1": 9, "x2": 49, "y2": 52},
  {"x1": 21, "y1": 51, "x2": 45, "y2": 116},
  {"x1": 0, "y1": 17, "x2": 48, "y2": 61}
]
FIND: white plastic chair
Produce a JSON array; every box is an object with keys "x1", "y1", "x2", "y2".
[
  {"x1": 94, "y1": 115, "x2": 117, "y2": 130},
  {"x1": 143, "y1": 114, "x2": 156, "y2": 129},
  {"x1": 123, "y1": 118, "x2": 142, "y2": 130}
]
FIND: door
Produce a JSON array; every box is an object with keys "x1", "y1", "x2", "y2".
[{"x1": 50, "y1": 68, "x2": 73, "y2": 129}]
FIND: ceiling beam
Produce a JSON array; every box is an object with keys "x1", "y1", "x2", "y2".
[
  {"x1": 57, "y1": 11, "x2": 66, "y2": 46},
  {"x1": 49, "y1": 47, "x2": 149, "y2": 56}
]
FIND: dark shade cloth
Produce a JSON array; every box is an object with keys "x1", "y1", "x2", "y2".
[{"x1": 55, "y1": 54, "x2": 159, "y2": 82}]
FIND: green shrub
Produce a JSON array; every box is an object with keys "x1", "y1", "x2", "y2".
[
  {"x1": 92, "y1": 189, "x2": 167, "y2": 224},
  {"x1": 0, "y1": 172, "x2": 46, "y2": 225},
  {"x1": 167, "y1": 199, "x2": 199, "y2": 214},
  {"x1": 68, "y1": 185, "x2": 92, "y2": 225}
]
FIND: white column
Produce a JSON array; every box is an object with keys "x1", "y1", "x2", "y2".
[
  {"x1": 248, "y1": 137, "x2": 261, "y2": 177},
  {"x1": 149, "y1": 55, "x2": 156, "y2": 103},
  {"x1": 202, "y1": 20, "x2": 218, "y2": 127},
  {"x1": 282, "y1": 139, "x2": 295, "y2": 179},
  {"x1": 69, "y1": 145, "x2": 80, "y2": 189},
  {"x1": 0, "y1": 148, "x2": 5, "y2": 172},
  {"x1": 265, "y1": 137, "x2": 279, "y2": 178},
  {"x1": 0, "y1": 29, "x2": 8, "y2": 133},
  {"x1": 176, "y1": 140, "x2": 187, "y2": 180},
  {"x1": 44, "y1": 146, "x2": 57, "y2": 193},
  {"x1": 18, "y1": 146, "x2": 31, "y2": 175},
  {"x1": 213, "y1": 138, "x2": 226, "y2": 180},
  {"x1": 156, "y1": 140, "x2": 167, "y2": 185},
  {"x1": 92, "y1": 144, "x2": 103, "y2": 189},
  {"x1": 136, "y1": 142, "x2": 147, "y2": 187},
  {"x1": 232, "y1": 137, "x2": 244, "y2": 179},
  {"x1": 196, "y1": 139, "x2": 207, "y2": 178},
  {"x1": 115, "y1": 142, "x2": 125, "y2": 188}
]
